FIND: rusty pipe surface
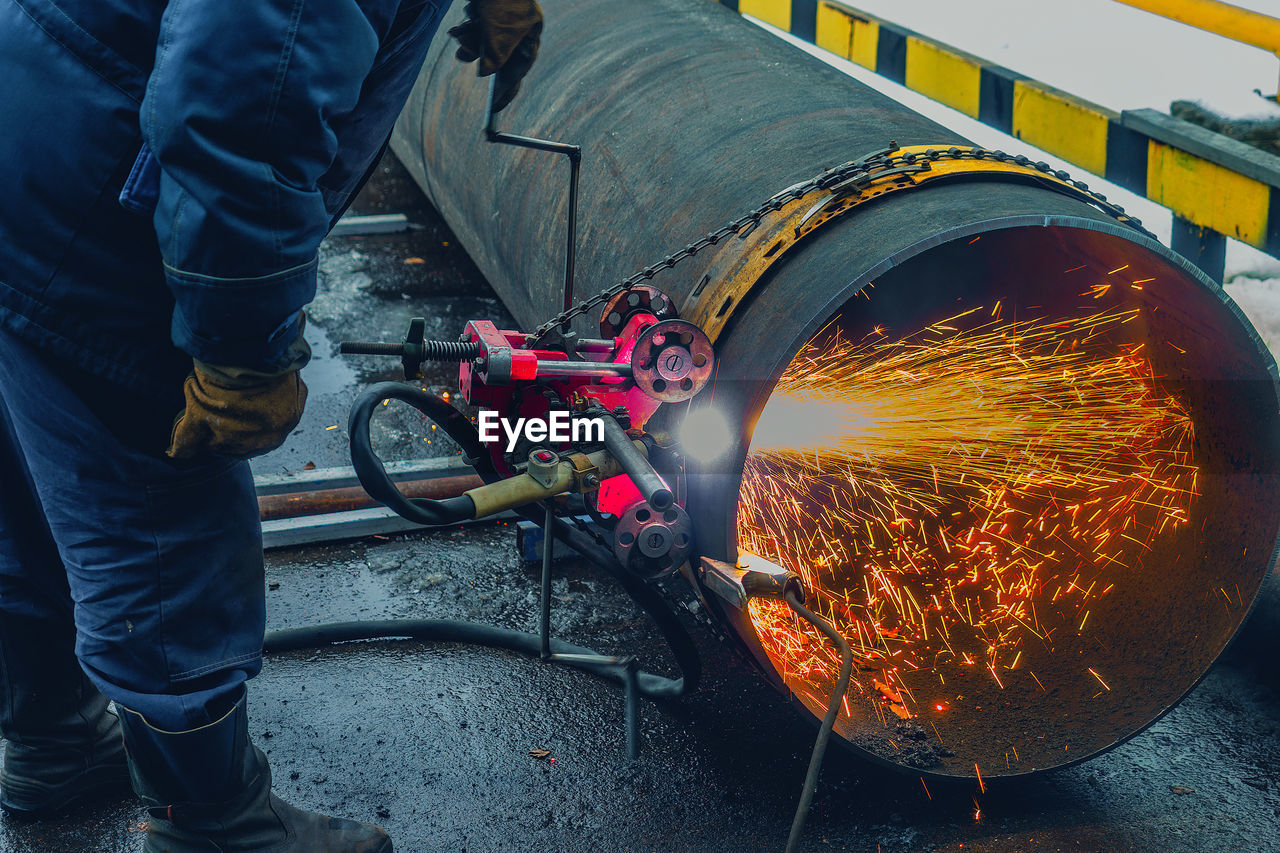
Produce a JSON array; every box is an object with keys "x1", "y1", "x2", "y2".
[
  {"x1": 257, "y1": 475, "x2": 484, "y2": 521},
  {"x1": 391, "y1": 0, "x2": 1280, "y2": 780}
]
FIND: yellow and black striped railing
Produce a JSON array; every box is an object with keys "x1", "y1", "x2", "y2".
[
  {"x1": 720, "y1": 0, "x2": 1280, "y2": 282},
  {"x1": 1113, "y1": 0, "x2": 1280, "y2": 95}
]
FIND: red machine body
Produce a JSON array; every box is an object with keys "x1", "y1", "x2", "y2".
[
  {"x1": 457, "y1": 314, "x2": 666, "y2": 517},
  {"x1": 341, "y1": 284, "x2": 713, "y2": 578}
]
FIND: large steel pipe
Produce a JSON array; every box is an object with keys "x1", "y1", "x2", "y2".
[{"x1": 391, "y1": 0, "x2": 1280, "y2": 779}]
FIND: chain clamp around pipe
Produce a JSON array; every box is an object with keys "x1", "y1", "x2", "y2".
[{"x1": 527, "y1": 142, "x2": 1153, "y2": 348}]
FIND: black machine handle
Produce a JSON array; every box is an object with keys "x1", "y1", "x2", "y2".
[
  {"x1": 483, "y1": 76, "x2": 581, "y2": 316},
  {"x1": 339, "y1": 340, "x2": 479, "y2": 360},
  {"x1": 598, "y1": 413, "x2": 673, "y2": 511},
  {"x1": 341, "y1": 317, "x2": 482, "y2": 380}
]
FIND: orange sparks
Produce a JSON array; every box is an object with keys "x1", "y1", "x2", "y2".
[
  {"x1": 739, "y1": 301, "x2": 1196, "y2": 739},
  {"x1": 1088, "y1": 667, "x2": 1111, "y2": 691}
]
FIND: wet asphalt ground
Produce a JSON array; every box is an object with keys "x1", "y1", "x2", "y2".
[{"x1": 3, "y1": 153, "x2": 1279, "y2": 852}]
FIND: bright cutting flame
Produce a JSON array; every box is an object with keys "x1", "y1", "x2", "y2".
[
  {"x1": 739, "y1": 303, "x2": 1198, "y2": 746},
  {"x1": 680, "y1": 406, "x2": 733, "y2": 463},
  {"x1": 751, "y1": 393, "x2": 879, "y2": 452}
]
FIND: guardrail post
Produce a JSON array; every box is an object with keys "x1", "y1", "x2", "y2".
[
  {"x1": 791, "y1": 0, "x2": 818, "y2": 42},
  {"x1": 1171, "y1": 215, "x2": 1227, "y2": 283}
]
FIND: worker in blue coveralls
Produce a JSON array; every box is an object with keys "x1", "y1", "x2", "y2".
[{"x1": 0, "y1": 0, "x2": 540, "y2": 850}]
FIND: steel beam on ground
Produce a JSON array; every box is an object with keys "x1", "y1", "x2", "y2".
[{"x1": 330, "y1": 213, "x2": 414, "y2": 237}]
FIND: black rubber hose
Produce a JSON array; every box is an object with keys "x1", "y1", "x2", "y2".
[
  {"x1": 783, "y1": 589, "x2": 854, "y2": 853},
  {"x1": 264, "y1": 620, "x2": 648, "y2": 688},
  {"x1": 259, "y1": 509, "x2": 697, "y2": 699},
  {"x1": 348, "y1": 382, "x2": 482, "y2": 525}
]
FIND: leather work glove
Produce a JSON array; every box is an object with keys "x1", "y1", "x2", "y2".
[
  {"x1": 449, "y1": 0, "x2": 543, "y2": 112},
  {"x1": 166, "y1": 330, "x2": 310, "y2": 461}
]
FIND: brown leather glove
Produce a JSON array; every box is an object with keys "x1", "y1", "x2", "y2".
[
  {"x1": 449, "y1": 0, "x2": 543, "y2": 112},
  {"x1": 167, "y1": 339, "x2": 310, "y2": 461}
]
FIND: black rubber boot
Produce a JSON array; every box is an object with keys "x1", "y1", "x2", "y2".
[
  {"x1": 0, "y1": 612, "x2": 130, "y2": 819},
  {"x1": 120, "y1": 692, "x2": 392, "y2": 852}
]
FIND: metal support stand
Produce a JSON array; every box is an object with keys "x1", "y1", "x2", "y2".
[
  {"x1": 539, "y1": 503, "x2": 554, "y2": 661},
  {"x1": 623, "y1": 657, "x2": 640, "y2": 761},
  {"x1": 537, "y1": 502, "x2": 642, "y2": 758}
]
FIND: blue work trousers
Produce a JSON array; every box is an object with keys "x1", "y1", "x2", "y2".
[{"x1": 0, "y1": 330, "x2": 264, "y2": 731}]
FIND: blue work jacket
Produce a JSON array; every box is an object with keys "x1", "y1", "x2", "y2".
[{"x1": 0, "y1": 0, "x2": 450, "y2": 395}]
